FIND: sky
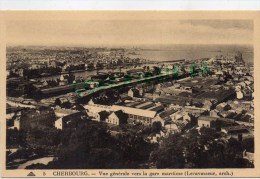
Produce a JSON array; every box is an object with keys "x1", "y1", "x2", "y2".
[{"x1": 6, "y1": 20, "x2": 253, "y2": 47}]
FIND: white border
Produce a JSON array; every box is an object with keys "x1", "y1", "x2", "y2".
[{"x1": 0, "y1": 0, "x2": 260, "y2": 10}]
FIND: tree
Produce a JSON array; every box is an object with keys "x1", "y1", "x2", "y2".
[
  {"x1": 60, "y1": 101, "x2": 71, "y2": 109},
  {"x1": 47, "y1": 122, "x2": 122, "y2": 169},
  {"x1": 153, "y1": 66, "x2": 161, "y2": 75},
  {"x1": 26, "y1": 128, "x2": 61, "y2": 155},
  {"x1": 149, "y1": 133, "x2": 186, "y2": 168},
  {"x1": 150, "y1": 127, "x2": 253, "y2": 168},
  {"x1": 55, "y1": 98, "x2": 62, "y2": 106},
  {"x1": 151, "y1": 121, "x2": 162, "y2": 133},
  {"x1": 6, "y1": 128, "x2": 27, "y2": 148},
  {"x1": 116, "y1": 132, "x2": 153, "y2": 163}
]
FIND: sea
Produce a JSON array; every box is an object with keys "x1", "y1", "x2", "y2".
[
  {"x1": 126, "y1": 44, "x2": 253, "y2": 65},
  {"x1": 32, "y1": 44, "x2": 253, "y2": 81}
]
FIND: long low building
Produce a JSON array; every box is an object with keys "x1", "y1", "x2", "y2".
[{"x1": 84, "y1": 101, "x2": 158, "y2": 125}]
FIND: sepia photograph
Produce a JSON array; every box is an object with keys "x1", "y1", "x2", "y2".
[{"x1": 1, "y1": 11, "x2": 260, "y2": 177}]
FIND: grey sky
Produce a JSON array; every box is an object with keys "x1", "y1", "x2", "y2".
[{"x1": 7, "y1": 20, "x2": 253, "y2": 46}]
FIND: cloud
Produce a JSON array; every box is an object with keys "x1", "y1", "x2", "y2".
[{"x1": 180, "y1": 20, "x2": 253, "y2": 30}]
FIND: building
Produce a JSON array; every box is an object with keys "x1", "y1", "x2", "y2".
[
  {"x1": 135, "y1": 101, "x2": 155, "y2": 109},
  {"x1": 164, "y1": 123, "x2": 179, "y2": 133},
  {"x1": 110, "y1": 48, "x2": 125, "y2": 58},
  {"x1": 55, "y1": 111, "x2": 87, "y2": 130},
  {"x1": 198, "y1": 116, "x2": 238, "y2": 129},
  {"x1": 147, "y1": 104, "x2": 164, "y2": 113},
  {"x1": 184, "y1": 106, "x2": 208, "y2": 116},
  {"x1": 49, "y1": 60, "x2": 57, "y2": 68},
  {"x1": 97, "y1": 111, "x2": 110, "y2": 122},
  {"x1": 14, "y1": 107, "x2": 56, "y2": 130},
  {"x1": 170, "y1": 110, "x2": 191, "y2": 124},
  {"x1": 106, "y1": 110, "x2": 128, "y2": 125},
  {"x1": 155, "y1": 96, "x2": 188, "y2": 106},
  {"x1": 210, "y1": 109, "x2": 220, "y2": 117},
  {"x1": 216, "y1": 102, "x2": 231, "y2": 112},
  {"x1": 18, "y1": 69, "x2": 24, "y2": 77},
  {"x1": 198, "y1": 116, "x2": 218, "y2": 128},
  {"x1": 119, "y1": 94, "x2": 132, "y2": 102},
  {"x1": 243, "y1": 150, "x2": 254, "y2": 164},
  {"x1": 221, "y1": 126, "x2": 250, "y2": 135},
  {"x1": 161, "y1": 86, "x2": 192, "y2": 95},
  {"x1": 128, "y1": 88, "x2": 141, "y2": 98},
  {"x1": 203, "y1": 100, "x2": 213, "y2": 110},
  {"x1": 152, "y1": 109, "x2": 178, "y2": 126},
  {"x1": 55, "y1": 108, "x2": 79, "y2": 118},
  {"x1": 84, "y1": 101, "x2": 157, "y2": 125},
  {"x1": 59, "y1": 75, "x2": 69, "y2": 86},
  {"x1": 112, "y1": 105, "x2": 157, "y2": 125}
]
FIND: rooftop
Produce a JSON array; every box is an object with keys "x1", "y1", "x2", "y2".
[
  {"x1": 111, "y1": 105, "x2": 157, "y2": 118},
  {"x1": 159, "y1": 108, "x2": 178, "y2": 118},
  {"x1": 198, "y1": 116, "x2": 218, "y2": 121}
]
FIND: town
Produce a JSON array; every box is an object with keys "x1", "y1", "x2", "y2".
[{"x1": 6, "y1": 46, "x2": 254, "y2": 169}]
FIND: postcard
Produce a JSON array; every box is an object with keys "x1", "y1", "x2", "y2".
[{"x1": 1, "y1": 11, "x2": 260, "y2": 177}]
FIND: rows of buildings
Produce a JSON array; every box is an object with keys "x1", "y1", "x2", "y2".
[{"x1": 6, "y1": 49, "x2": 254, "y2": 165}]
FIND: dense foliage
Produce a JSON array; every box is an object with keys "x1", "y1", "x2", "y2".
[
  {"x1": 150, "y1": 127, "x2": 254, "y2": 168},
  {"x1": 7, "y1": 121, "x2": 254, "y2": 169}
]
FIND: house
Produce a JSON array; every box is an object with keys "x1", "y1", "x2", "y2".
[
  {"x1": 216, "y1": 102, "x2": 231, "y2": 112},
  {"x1": 18, "y1": 69, "x2": 24, "y2": 77},
  {"x1": 6, "y1": 112, "x2": 15, "y2": 120},
  {"x1": 165, "y1": 123, "x2": 179, "y2": 133},
  {"x1": 85, "y1": 100, "x2": 110, "y2": 121},
  {"x1": 98, "y1": 111, "x2": 110, "y2": 122},
  {"x1": 210, "y1": 109, "x2": 220, "y2": 117},
  {"x1": 112, "y1": 105, "x2": 157, "y2": 125},
  {"x1": 55, "y1": 111, "x2": 87, "y2": 130},
  {"x1": 59, "y1": 79, "x2": 68, "y2": 86},
  {"x1": 42, "y1": 80, "x2": 48, "y2": 87},
  {"x1": 198, "y1": 116, "x2": 218, "y2": 128},
  {"x1": 144, "y1": 92, "x2": 153, "y2": 99},
  {"x1": 106, "y1": 110, "x2": 128, "y2": 125},
  {"x1": 152, "y1": 115, "x2": 166, "y2": 127},
  {"x1": 152, "y1": 109, "x2": 179, "y2": 127},
  {"x1": 89, "y1": 110, "x2": 110, "y2": 122},
  {"x1": 152, "y1": 91, "x2": 161, "y2": 100},
  {"x1": 243, "y1": 150, "x2": 254, "y2": 164},
  {"x1": 221, "y1": 126, "x2": 250, "y2": 135},
  {"x1": 14, "y1": 117, "x2": 21, "y2": 130},
  {"x1": 184, "y1": 106, "x2": 208, "y2": 116},
  {"x1": 170, "y1": 111, "x2": 191, "y2": 124},
  {"x1": 203, "y1": 100, "x2": 213, "y2": 110},
  {"x1": 88, "y1": 81, "x2": 99, "y2": 89},
  {"x1": 128, "y1": 88, "x2": 140, "y2": 98},
  {"x1": 219, "y1": 110, "x2": 231, "y2": 118}
]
